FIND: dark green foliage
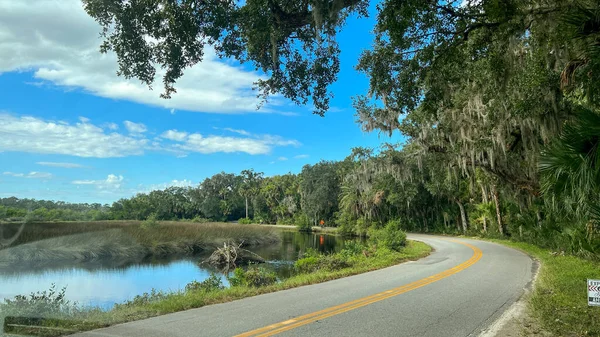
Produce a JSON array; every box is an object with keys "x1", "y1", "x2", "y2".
[
  {"x1": 238, "y1": 218, "x2": 253, "y2": 225},
  {"x1": 368, "y1": 220, "x2": 407, "y2": 252},
  {"x1": 185, "y1": 274, "x2": 225, "y2": 292},
  {"x1": 228, "y1": 267, "x2": 277, "y2": 287},
  {"x1": 294, "y1": 213, "x2": 312, "y2": 232}
]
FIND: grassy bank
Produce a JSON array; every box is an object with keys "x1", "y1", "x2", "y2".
[
  {"x1": 0, "y1": 221, "x2": 280, "y2": 267},
  {"x1": 1, "y1": 240, "x2": 431, "y2": 336},
  {"x1": 486, "y1": 240, "x2": 600, "y2": 336}
]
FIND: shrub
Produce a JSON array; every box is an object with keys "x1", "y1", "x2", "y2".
[
  {"x1": 0, "y1": 284, "x2": 74, "y2": 317},
  {"x1": 228, "y1": 267, "x2": 277, "y2": 287},
  {"x1": 187, "y1": 216, "x2": 210, "y2": 223},
  {"x1": 369, "y1": 220, "x2": 407, "y2": 251},
  {"x1": 294, "y1": 256, "x2": 320, "y2": 273},
  {"x1": 319, "y1": 254, "x2": 350, "y2": 270},
  {"x1": 295, "y1": 213, "x2": 312, "y2": 232},
  {"x1": 244, "y1": 267, "x2": 277, "y2": 287},
  {"x1": 140, "y1": 213, "x2": 160, "y2": 229},
  {"x1": 339, "y1": 240, "x2": 368, "y2": 259},
  {"x1": 185, "y1": 273, "x2": 224, "y2": 292},
  {"x1": 118, "y1": 289, "x2": 167, "y2": 307},
  {"x1": 238, "y1": 218, "x2": 253, "y2": 225}
]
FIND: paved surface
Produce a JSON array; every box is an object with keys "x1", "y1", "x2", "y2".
[{"x1": 75, "y1": 235, "x2": 533, "y2": 337}]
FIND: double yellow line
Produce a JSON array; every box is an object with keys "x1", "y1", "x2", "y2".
[{"x1": 235, "y1": 240, "x2": 483, "y2": 337}]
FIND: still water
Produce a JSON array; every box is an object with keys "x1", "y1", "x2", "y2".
[{"x1": 0, "y1": 231, "x2": 347, "y2": 309}]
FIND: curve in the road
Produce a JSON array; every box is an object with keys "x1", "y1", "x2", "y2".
[
  {"x1": 75, "y1": 235, "x2": 533, "y2": 337},
  {"x1": 235, "y1": 240, "x2": 483, "y2": 337}
]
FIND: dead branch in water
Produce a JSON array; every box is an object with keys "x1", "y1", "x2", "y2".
[{"x1": 202, "y1": 241, "x2": 265, "y2": 270}]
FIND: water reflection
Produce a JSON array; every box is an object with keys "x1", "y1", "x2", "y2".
[{"x1": 0, "y1": 231, "x2": 350, "y2": 309}]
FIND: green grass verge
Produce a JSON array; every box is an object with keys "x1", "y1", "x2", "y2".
[
  {"x1": 482, "y1": 239, "x2": 600, "y2": 337},
  {"x1": 1, "y1": 240, "x2": 431, "y2": 337}
]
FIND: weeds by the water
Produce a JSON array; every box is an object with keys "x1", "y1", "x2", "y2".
[{"x1": 0, "y1": 240, "x2": 431, "y2": 336}]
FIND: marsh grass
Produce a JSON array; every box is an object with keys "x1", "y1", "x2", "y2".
[
  {"x1": 0, "y1": 221, "x2": 280, "y2": 265},
  {"x1": 0, "y1": 241, "x2": 431, "y2": 336}
]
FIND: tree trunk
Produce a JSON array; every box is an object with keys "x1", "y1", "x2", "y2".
[
  {"x1": 491, "y1": 185, "x2": 505, "y2": 235},
  {"x1": 456, "y1": 200, "x2": 469, "y2": 233},
  {"x1": 245, "y1": 197, "x2": 248, "y2": 219},
  {"x1": 480, "y1": 184, "x2": 488, "y2": 233}
]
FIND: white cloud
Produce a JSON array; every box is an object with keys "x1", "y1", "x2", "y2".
[
  {"x1": 123, "y1": 121, "x2": 147, "y2": 133},
  {"x1": 3, "y1": 171, "x2": 52, "y2": 179},
  {"x1": 161, "y1": 130, "x2": 188, "y2": 141},
  {"x1": 223, "y1": 128, "x2": 251, "y2": 136},
  {"x1": 72, "y1": 174, "x2": 124, "y2": 190},
  {"x1": 0, "y1": 113, "x2": 300, "y2": 158},
  {"x1": 0, "y1": 0, "x2": 289, "y2": 114},
  {"x1": 294, "y1": 154, "x2": 310, "y2": 159},
  {"x1": 105, "y1": 123, "x2": 119, "y2": 130},
  {"x1": 137, "y1": 179, "x2": 195, "y2": 194},
  {"x1": 170, "y1": 109, "x2": 176, "y2": 115},
  {"x1": 278, "y1": 156, "x2": 288, "y2": 161},
  {"x1": 0, "y1": 113, "x2": 147, "y2": 158},
  {"x1": 177, "y1": 133, "x2": 300, "y2": 155},
  {"x1": 36, "y1": 162, "x2": 85, "y2": 168}
]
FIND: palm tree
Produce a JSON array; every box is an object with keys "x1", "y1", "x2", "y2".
[{"x1": 540, "y1": 106, "x2": 600, "y2": 224}]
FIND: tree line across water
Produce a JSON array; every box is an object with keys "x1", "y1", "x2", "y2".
[{"x1": 3, "y1": 0, "x2": 600, "y2": 257}]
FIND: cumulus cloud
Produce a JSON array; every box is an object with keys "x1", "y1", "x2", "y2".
[
  {"x1": 177, "y1": 133, "x2": 300, "y2": 155},
  {"x1": 136, "y1": 179, "x2": 195, "y2": 194},
  {"x1": 123, "y1": 121, "x2": 147, "y2": 134},
  {"x1": 0, "y1": 0, "x2": 289, "y2": 114},
  {"x1": 72, "y1": 174, "x2": 124, "y2": 190},
  {"x1": 0, "y1": 113, "x2": 300, "y2": 157},
  {"x1": 161, "y1": 130, "x2": 189, "y2": 141},
  {"x1": 3, "y1": 171, "x2": 53, "y2": 179},
  {"x1": 36, "y1": 162, "x2": 85, "y2": 168},
  {"x1": 0, "y1": 114, "x2": 147, "y2": 158},
  {"x1": 294, "y1": 154, "x2": 310, "y2": 159},
  {"x1": 278, "y1": 156, "x2": 288, "y2": 161},
  {"x1": 105, "y1": 123, "x2": 119, "y2": 130}
]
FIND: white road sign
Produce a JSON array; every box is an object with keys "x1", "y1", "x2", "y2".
[{"x1": 589, "y1": 279, "x2": 600, "y2": 307}]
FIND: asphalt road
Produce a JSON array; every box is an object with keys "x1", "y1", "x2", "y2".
[{"x1": 76, "y1": 235, "x2": 533, "y2": 337}]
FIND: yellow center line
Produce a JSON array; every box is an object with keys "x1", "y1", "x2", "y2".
[{"x1": 234, "y1": 240, "x2": 483, "y2": 337}]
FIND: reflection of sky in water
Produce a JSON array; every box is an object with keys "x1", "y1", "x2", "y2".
[
  {"x1": 0, "y1": 232, "x2": 350, "y2": 310},
  {"x1": 0, "y1": 260, "x2": 216, "y2": 310}
]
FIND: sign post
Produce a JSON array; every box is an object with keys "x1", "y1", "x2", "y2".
[{"x1": 588, "y1": 279, "x2": 600, "y2": 307}]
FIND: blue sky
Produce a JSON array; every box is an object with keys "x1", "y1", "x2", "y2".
[{"x1": 0, "y1": 0, "x2": 401, "y2": 204}]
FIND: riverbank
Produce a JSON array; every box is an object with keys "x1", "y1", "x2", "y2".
[
  {"x1": 0, "y1": 221, "x2": 280, "y2": 267},
  {"x1": 0, "y1": 240, "x2": 431, "y2": 336}
]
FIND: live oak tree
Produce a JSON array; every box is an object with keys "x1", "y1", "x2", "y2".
[{"x1": 81, "y1": 0, "x2": 600, "y2": 254}]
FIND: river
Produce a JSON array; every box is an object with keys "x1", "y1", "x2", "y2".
[{"x1": 0, "y1": 231, "x2": 349, "y2": 310}]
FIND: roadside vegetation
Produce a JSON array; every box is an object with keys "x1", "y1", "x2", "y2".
[
  {"x1": 1, "y1": 233, "x2": 430, "y2": 337},
  {"x1": 488, "y1": 240, "x2": 600, "y2": 337}
]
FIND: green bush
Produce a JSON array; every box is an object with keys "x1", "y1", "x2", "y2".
[
  {"x1": 294, "y1": 213, "x2": 312, "y2": 232},
  {"x1": 238, "y1": 217, "x2": 253, "y2": 225},
  {"x1": 294, "y1": 248, "x2": 353, "y2": 273},
  {"x1": 294, "y1": 256, "x2": 320, "y2": 273},
  {"x1": 185, "y1": 273, "x2": 224, "y2": 292},
  {"x1": 140, "y1": 213, "x2": 160, "y2": 229},
  {"x1": 369, "y1": 220, "x2": 407, "y2": 251},
  {"x1": 339, "y1": 240, "x2": 368, "y2": 259},
  {"x1": 194, "y1": 216, "x2": 210, "y2": 223},
  {"x1": 228, "y1": 267, "x2": 277, "y2": 287}
]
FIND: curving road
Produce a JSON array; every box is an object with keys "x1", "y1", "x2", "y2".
[{"x1": 76, "y1": 235, "x2": 534, "y2": 337}]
